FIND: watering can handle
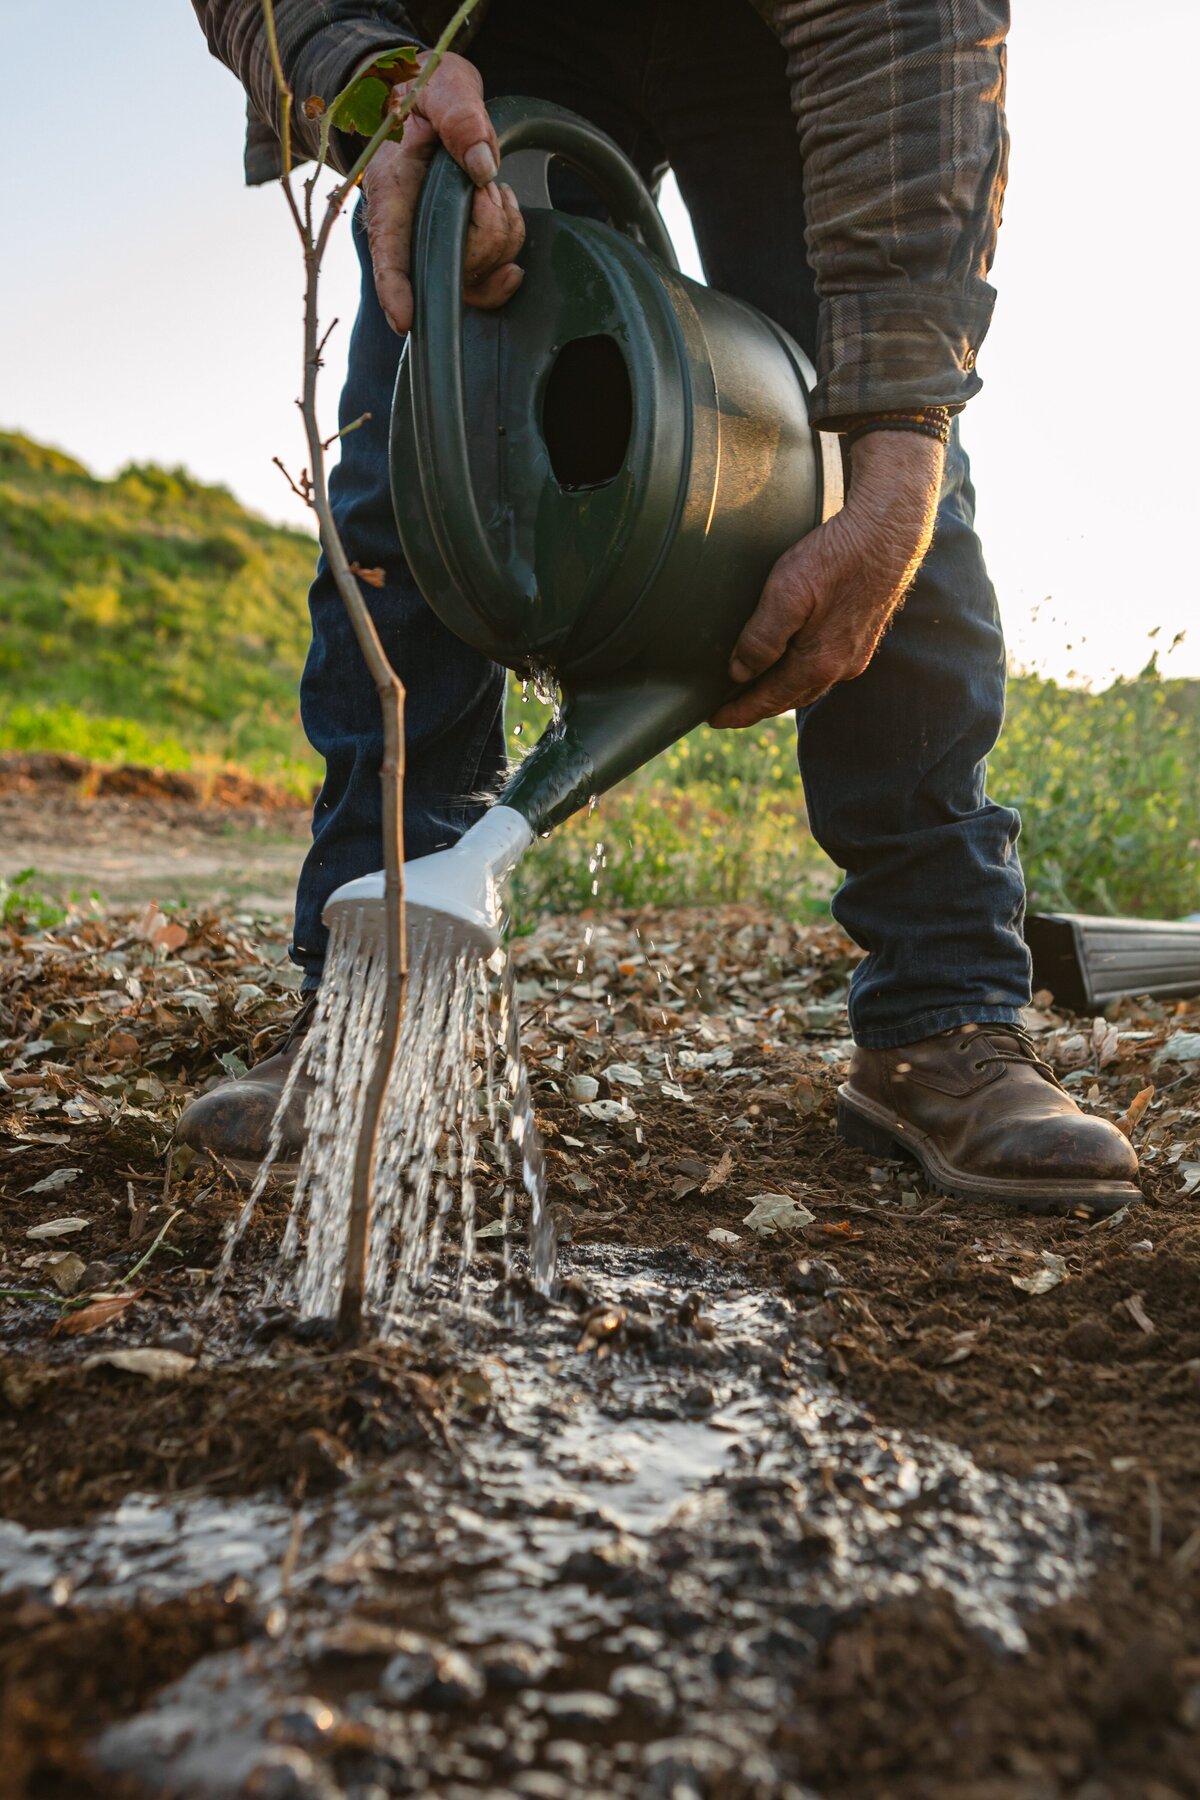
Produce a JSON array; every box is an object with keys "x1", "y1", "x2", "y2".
[{"x1": 407, "y1": 95, "x2": 678, "y2": 632}]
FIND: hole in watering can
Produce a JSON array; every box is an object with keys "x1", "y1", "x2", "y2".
[{"x1": 540, "y1": 334, "x2": 632, "y2": 491}]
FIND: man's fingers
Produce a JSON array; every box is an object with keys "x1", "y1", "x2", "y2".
[
  {"x1": 400, "y1": 53, "x2": 498, "y2": 186},
  {"x1": 463, "y1": 180, "x2": 525, "y2": 291},
  {"x1": 710, "y1": 642, "x2": 835, "y2": 730},
  {"x1": 364, "y1": 139, "x2": 429, "y2": 334},
  {"x1": 727, "y1": 544, "x2": 820, "y2": 684},
  {"x1": 368, "y1": 146, "x2": 524, "y2": 333},
  {"x1": 465, "y1": 261, "x2": 524, "y2": 309},
  {"x1": 711, "y1": 644, "x2": 812, "y2": 729}
]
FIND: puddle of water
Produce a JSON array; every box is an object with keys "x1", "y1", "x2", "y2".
[
  {"x1": 0, "y1": 1493, "x2": 304, "y2": 1607},
  {"x1": 0, "y1": 1249, "x2": 1096, "y2": 1796}
]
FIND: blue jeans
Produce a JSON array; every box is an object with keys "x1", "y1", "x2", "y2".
[{"x1": 292, "y1": 0, "x2": 1031, "y2": 1048}]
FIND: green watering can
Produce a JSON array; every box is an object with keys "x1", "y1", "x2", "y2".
[{"x1": 324, "y1": 96, "x2": 841, "y2": 959}]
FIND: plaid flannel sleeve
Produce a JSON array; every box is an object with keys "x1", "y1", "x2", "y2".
[
  {"x1": 190, "y1": 1, "x2": 430, "y2": 183},
  {"x1": 763, "y1": 0, "x2": 1011, "y2": 429}
]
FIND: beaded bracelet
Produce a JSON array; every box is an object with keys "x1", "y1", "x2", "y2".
[{"x1": 844, "y1": 407, "x2": 953, "y2": 450}]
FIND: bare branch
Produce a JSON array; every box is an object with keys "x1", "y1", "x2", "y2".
[
  {"x1": 257, "y1": 0, "x2": 498, "y2": 1339},
  {"x1": 272, "y1": 455, "x2": 313, "y2": 506},
  {"x1": 322, "y1": 411, "x2": 371, "y2": 453},
  {"x1": 260, "y1": 0, "x2": 293, "y2": 177}
]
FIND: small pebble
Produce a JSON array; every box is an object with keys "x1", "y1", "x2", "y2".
[
  {"x1": 541, "y1": 1691, "x2": 619, "y2": 1727},
  {"x1": 482, "y1": 1641, "x2": 556, "y2": 1688}
]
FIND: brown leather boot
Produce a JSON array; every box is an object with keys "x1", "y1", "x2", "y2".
[
  {"x1": 837, "y1": 1022, "x2": 1141, "y2": 1216},
  {"x1": 174, "y1": 993, "x2": 317, "y2": 1178}
]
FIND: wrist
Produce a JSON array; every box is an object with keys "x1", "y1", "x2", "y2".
[
  {"x1": 843, "y1": 406, "x2": 953, "y2": 452},
  {"x1": 848, "y1": 427, "x2": 944, "y2": 494},
  {"x1": 842, "y1": 431, "x2": 943, "y2": 566}
]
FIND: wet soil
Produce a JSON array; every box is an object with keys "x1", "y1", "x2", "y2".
[{"x1": 1, "y1": 824, "x2": 1198, "y2": 1798}]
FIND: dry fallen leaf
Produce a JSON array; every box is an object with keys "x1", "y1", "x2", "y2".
[
  {"x1": 82, "y1": 1348, "x2": 196, "y2": 1380},
  {"x1": 1115, "y1": 1085, "x2": 1154, "y2": 1138},
  {"x1": 603, "y1": 1063, "x2": 644, "y2": 1088},
  {"x1": 59, "y1": 1292, "x2": 139, "y2": 1337},
  {"x1": 940, "y1": 1329, "x2": 982, "y2": 1366},
  {"x1": 44, "y1": 1251, "x2": 88, "y2": 1296},
  {"x1": 701, "y1": 1148, "x2": 735, "y2": 1194},
  {"x1": 22, "y1": 1168, "x2": 82, "y2": 1195},
  {"x1": 579, "y1": 1098, "x2": 636, "y2": 1125},
  {"x1": 1093, "y1": 1017, "x2": 1120, "y2": 1070},
  {"x1": 1117, "y1": 1292, "x2": 1156, "y2": 1335},
  {"x1": 707, "y1": 1227, "x2": 741, "y2": 1246},
  {"x1": 743, "y1": 1194, "x2": 815, "y2": 1235},
  {"x1": 26, "y1": 1214, "x2": 90, "y2": 1240},
  {"x1": 1155, "y1": 1030, "x2": 1200, "y2": 1067},
  {"x1": 1011, "y1": 1252, "x2": 1068, "y2": 1295}
]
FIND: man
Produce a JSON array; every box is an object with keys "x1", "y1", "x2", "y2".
[{"x1": 182, "y1": 0, "x2": 1141, "y2": 1216}]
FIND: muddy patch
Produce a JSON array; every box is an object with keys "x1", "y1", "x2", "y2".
[{"x1": 3, "y1": 1250, "x2": 1094, "y2": 1798}]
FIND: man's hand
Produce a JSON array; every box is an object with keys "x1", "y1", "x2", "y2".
[
  {"x1": 710, "y1": 432, "x2": 944, "y2": 729},
  {"x1": 361, "y1": 51, "x2": 524, "y2": 335}
]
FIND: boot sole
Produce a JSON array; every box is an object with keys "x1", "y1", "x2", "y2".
[{"x1": 836, "y1": 1086, "x2": 1140, "y2": 1218}]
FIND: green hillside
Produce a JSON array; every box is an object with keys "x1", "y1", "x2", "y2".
[{"x1": 0, "y1": 431, "x2": 319, "y2": 789}]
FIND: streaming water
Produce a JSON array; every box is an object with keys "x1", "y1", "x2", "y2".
[
  {"x1": 528, "y1": 666, "x2": 562, "y2": 722},
  {"x1": 215, "y1": 914, "x2": 555, "y2": 1325}
]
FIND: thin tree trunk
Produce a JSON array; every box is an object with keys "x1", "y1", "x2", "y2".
[{"x1": 260, "y1": 0, "x2": 480, "y2": 1339}]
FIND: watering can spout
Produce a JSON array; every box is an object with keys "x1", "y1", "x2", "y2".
[
  {"x1": 322, "y1": 805, "x2": 533, "y2": 963},
  {"x1": 498, "y1": 674, "x2": 722, "y2": 838}
]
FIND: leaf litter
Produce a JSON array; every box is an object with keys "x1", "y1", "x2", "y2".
[{"x1": 1, "y1": 884, "x2": 1199, "y2": 1798}]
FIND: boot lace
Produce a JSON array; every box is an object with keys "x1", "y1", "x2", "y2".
[
  {"x1": 957, "y1": 1024, "x2": 1062, "y2": 1089},
  {"x1": 257, "y1": 990, "x2": 318, "y2": 1061}
]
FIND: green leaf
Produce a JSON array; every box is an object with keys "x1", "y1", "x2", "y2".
[
  {"x1": 331, "y1": 45, "x2": 420, "y2": 139},
  {"x1": 332, "y1": 76, "x2": 392, "y2": 139},
  {"x1": 371, "y1": 45, "x2": 421, "y2": 77}
]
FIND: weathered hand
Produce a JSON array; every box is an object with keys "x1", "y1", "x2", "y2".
[
  {"x1": 361, "y1": 51, "x2": 524, "y2": 335},
  {"x1": 710, "y1": 432, "x2": 945, "y2": 729}
]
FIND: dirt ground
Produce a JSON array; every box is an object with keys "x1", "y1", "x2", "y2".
[
  {"x1": 1, "y1": 770, "x2": 1198, "y2": 1800},
  {"x1": 0, "y1": 754, "x2": 309, "y2": 914}
]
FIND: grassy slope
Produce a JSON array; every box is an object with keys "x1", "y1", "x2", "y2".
[
  {"x1": 0, "y1": 431, "x2": 319, "y2": 789},
  {"x1": 2, "y1": 430, "x2": 1195, "y2": 916}
]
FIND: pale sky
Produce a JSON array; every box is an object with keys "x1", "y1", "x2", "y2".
[{"x1": 3, "y1": 2, "x2": 1196, "y2": 685}]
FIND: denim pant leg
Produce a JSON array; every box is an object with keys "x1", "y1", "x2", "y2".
[
  {"x1": 796, "y1": 433, "x2": 1032, "y2": 1047},
  {"x1": 290, "y1": 202, "x2": 508, "y2": 982},
  {"x1": 648, "y1": 1, "x2": 1031, "y2": 1047}
]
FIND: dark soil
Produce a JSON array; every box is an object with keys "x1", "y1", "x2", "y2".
[{"x1": 1, "y1": 865, "x2": 1198, "y2": 1798}]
